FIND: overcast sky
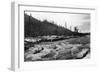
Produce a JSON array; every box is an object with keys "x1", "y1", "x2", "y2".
[{"x1": 25, "y1": 11, "x2": 90, "y2": 33}]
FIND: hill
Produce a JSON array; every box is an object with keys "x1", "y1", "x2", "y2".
[{"x1": 24, "y1": 13, "x2": 74, "y2": 37}]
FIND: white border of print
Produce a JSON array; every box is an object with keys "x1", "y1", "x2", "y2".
[{"x1": 11, "y1": 2, "x2": 97, "y2": 71}]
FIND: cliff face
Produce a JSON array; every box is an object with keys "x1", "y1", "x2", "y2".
[{"x1": 24, "y1": 14, "x2": 73, "y2": 37}]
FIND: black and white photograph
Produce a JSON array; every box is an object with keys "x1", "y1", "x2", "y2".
[{"x1": 24, "y1": 10, "x2": 90, "y2": 62}]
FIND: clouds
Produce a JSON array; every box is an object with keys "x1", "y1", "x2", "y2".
[
  {"x1": 78, "y1": 14, "x2": 90, "y2": 33},
  {"x1": 78, "y1": 22, "x2": 90, "y2": 33},
  {"x1": 81, "y1": 14, "x2": 90, "y2": 20}
]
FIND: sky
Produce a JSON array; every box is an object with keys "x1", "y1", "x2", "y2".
[{"x1": 25, "y1": 11, "x2": 90, "y2": 33}]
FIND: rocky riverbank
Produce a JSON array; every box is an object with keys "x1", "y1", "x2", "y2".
[{"x1": 24, "y1": 35, "x2": 90, "y2": 61}]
